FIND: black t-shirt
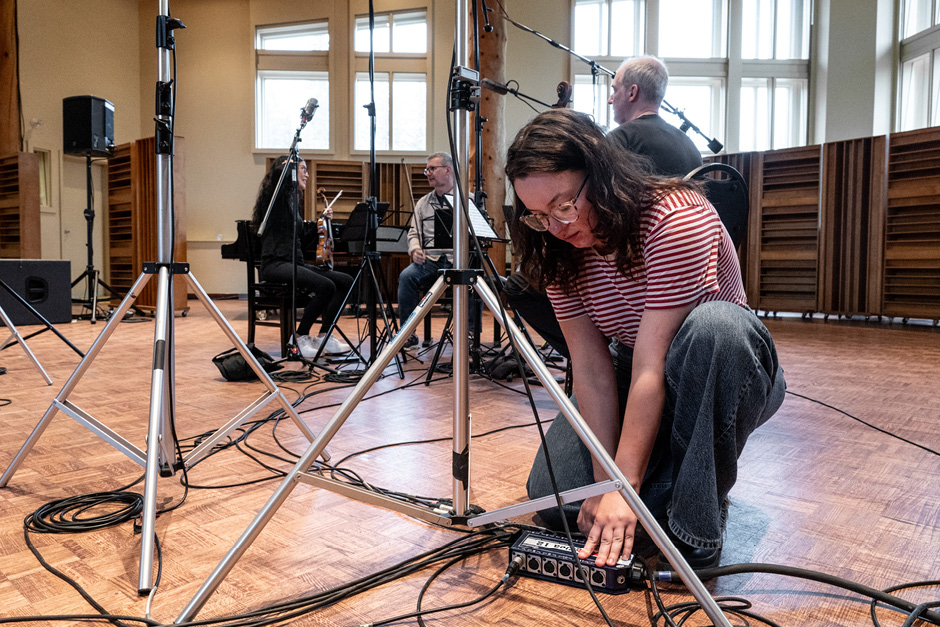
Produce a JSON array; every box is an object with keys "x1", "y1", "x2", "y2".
[{"x1": 606, "y1": 114, "x2": 703, "y2": 177}]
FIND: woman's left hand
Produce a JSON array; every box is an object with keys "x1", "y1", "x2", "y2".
[{"x1": 577, "y1": 491, "x2": 638, "y2": 566}]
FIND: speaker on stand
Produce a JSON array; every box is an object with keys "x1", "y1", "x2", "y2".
[{"x1": 62, "y1": 95, "x2": 122, "y2": 322}]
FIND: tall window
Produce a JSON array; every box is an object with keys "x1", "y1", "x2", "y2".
[
  {"x1": 255, "y1": 22, "x2": 330, "y2": 151},
  {"x1": 658, "y1": 0, "x2": 727, "y2": 58},
  {"x1": 738, "y1": 0, "x2": 810, "y2": 149},
  {"x1": 898, "y1": 0, "x2": 940, "y2": 131},
  {"x1": 740, "y1": 77, "x2": 807, "y2": 151},
  {"x1": 741, "y1": 0, "x2": 811, "y2": 60},
  {"x1": 901, "y1": 0, "x2": 940, "y2": 39},
  {"x1": 353, "y1": 10, "x2": 429, "y2": 152},
  {"x1": 571, "y1": 0, "x2": 645, "y2": 128},
  {"x1": 570, "y1": 0, "x2": 811, "y2": 153}
]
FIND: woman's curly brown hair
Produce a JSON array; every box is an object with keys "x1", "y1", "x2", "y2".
[
  {"x1": 250, "y1": 155, "x2": 304, "y2": 232},
  {"x1": 505, "y1": 109, "x2": 697, "y2": 294}
]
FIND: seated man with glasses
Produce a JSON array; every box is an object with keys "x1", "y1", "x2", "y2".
[{"x1": 398, "y1": 152, "x2": 476, "y2": 348}]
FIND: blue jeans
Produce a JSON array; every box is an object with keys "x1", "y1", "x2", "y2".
[
  {"x1": 398, "y1": 256, "x2": 451, "y2": 328},
  {"x1": 525, "y1": 301, "x2": 786, "y2": 550}
]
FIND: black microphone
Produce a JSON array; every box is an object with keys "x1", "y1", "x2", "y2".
[
  {"x1": 481, "y1": 78, "x2": 512, "y2": 95},
  {"x1": 300, "y1": 98, "x2": 319, "y2": 121},
  {"x1": 481, "y1": 0, "x2": 494, "y2": 32}
]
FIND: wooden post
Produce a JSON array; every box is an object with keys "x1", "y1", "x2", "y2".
[
  {"x1": 469, "y1": 0, "x2": 508, "y2": 275},
  {"x1": 0, "y1": 0, "x2": 21, "y2": 155}
]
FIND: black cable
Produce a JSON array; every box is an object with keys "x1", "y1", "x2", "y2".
[
  {"x1": 21, "y1": 494, "x2": 150, "y2": 627},
  {"x1": 651, "y1": 563, "x2": 940, "y2": 626},
  {"x1": 170, "y1": 525, "x2": 518, "y2": 627},
  {"x1": 786, "y1": 390, "x2": 940, "y2": 457},
  {"x1": 871, "y1": 580, "x2": 940, "y2": 627}
]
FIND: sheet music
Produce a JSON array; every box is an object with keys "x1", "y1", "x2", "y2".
[{"x1": 462, "y1": 201, "x2": 499, "y2": 240}]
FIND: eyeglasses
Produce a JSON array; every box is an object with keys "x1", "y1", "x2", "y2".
[
  {"x1": 424, "y1": 165, "x2": 447, "y2": 175},
  {"x1": 519, "y1": 174, "x2": 589, "y2": 232}
]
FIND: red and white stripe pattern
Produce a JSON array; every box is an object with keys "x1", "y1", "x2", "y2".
[{"x1": 547, "y1": 188, "x2": 747, "y2": 347}]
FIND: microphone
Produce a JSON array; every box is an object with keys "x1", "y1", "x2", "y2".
[
  {"x1": 300, "y1": 98, "x2": 319, "y2": 121},
  {"x1": 481, "y1": 78, "x2": 511, "y2": 95},
  {"x1": 481, "y1": 0, "x2": 494, "y2": 32}
]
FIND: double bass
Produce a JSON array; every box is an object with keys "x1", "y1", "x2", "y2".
[{"x1": 315, "y1": 187, "x2": 342, "y2": 269}]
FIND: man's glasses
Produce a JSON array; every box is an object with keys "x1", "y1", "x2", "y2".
[
  {"x1": 424, "y1": 165, "x2": 447, "y2": 175},
  {"x1": 519, "y1": 174, "x2": 589, "y2": 232}
]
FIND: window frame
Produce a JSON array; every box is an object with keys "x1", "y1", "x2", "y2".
[
  {"x1": 569, "y1": 0, "x2": 811, "y2": 153},
  {"x1": 253, "y1": 20, "x2": 334, "y2": 155},
  {"x1": 351, "y1": 6, "x2": 432, "y2": 157},
  {"x1": 898, "y1": 6, "x2": 940, "y2": 131}
]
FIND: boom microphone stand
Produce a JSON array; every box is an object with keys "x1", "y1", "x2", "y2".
[
  {"x1": 256, "y1": 100, "x2": 332, "y2": 369},
  {"x1": 488, "y1": 2, "x2": 724, "y2": 152},
  {"x1": 1, "y1": 1, "x2": 325, "y2": 595}
]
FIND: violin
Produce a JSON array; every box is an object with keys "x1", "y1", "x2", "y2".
[{"x1": 316, "y1": 187, "x2": 341, "y2": 270}]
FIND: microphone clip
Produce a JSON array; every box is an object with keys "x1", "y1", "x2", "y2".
[{"x1": 449, "y1": 65, "x2": 480, "y2": 113}]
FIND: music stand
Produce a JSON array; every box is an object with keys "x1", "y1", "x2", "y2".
[
  {"x1": 340, "y1": 200, "x2": 390, "y2": 244},
  {"x1": 310, "y1": 201, "x2": 403, "y2": 374}
]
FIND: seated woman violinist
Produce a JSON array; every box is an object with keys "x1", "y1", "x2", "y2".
[{"x1": 250, "y1": 155, "x2": 353, "y2": 358}]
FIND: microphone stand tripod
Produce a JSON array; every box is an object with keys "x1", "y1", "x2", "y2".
[
  {"x1": 177, "y1": 3, "x2": 730, "y2": 624},
  {"x1": 1, "y1": 1, "x2": 327, "y2": 595},
  {"x1": 311, "y1": 0, "x2": 404, "y2": 377},
  {"x1": 255, "y1": 104, "x2": 339, "y2": 373}
]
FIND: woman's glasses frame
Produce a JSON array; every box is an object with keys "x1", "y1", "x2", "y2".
[{"x1": 519, "y1": 174, "x2": 589, "y2": 232}]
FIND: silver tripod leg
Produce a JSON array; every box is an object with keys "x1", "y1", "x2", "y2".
[
  {"x1": 470, "y1": 279, "x2": 733, "y2": 627},
  {"x1": 1, "y1": 267, "x2": 327, "y2": 595},
  {"x1": 175, "y1": 275, "x2": 448, "y2": 623},
  {"x1": 0, "y1": 272, "x2": 153, "y2": 488},
  {"x1": 0, "y1": 304, "x2": 53, "y2": 385},
  {"x1": 138, "y1": 266, "x2": 173, "y2": 593},
  {"x1": 180, "y1": 272, "x2": 325, "y2": 464}
]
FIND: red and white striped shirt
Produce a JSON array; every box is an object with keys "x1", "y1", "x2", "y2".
[{"x1": 546, "y1": 188, "x2": 747, "y2": 348}]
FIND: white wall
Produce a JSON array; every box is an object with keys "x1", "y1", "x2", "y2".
[
  {"x1": 813, "y1": 0, "x2": 897, "y2": 143},
  {"x1": 18, "y1": 0, "x2": 142, "y2": 294},
  {"x1": 503, "y1": 2, "x2": 572, "y2": 149}
]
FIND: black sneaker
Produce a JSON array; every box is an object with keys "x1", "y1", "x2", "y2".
[
  {"x1": 403, "y1": 334, "x2": 419, "y2": 348},
  {"x1": 656, "y1": 538, "x2": 721, "y2": 571}
]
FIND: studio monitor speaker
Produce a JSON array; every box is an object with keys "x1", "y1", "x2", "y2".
[
  {"x1": 63, "y1": 95, "x2": 115, "y2": 158},
  {"x1": 0, "y1": 260, "x2": 72, "y2": 326}
]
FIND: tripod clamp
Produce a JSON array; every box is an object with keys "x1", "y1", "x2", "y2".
[
  {"x1": 449, "y1": 65, "x2": 480, "y2": 112},
  {"x1": 442, "y1": 268, "x2": 480, "y2": 286},
  {"x1": 143, "y1": 262, "x2": 190, "y2": 275}
]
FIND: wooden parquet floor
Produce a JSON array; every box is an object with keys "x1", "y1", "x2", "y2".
[{"x1": 1, "y1": 299, "x2": 938, "y2": 626}]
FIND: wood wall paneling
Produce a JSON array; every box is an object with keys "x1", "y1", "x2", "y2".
[
  {"x1": 884, "y1": 128, "x2": 940, "y2": 319},
  {"x1": 0, "y1": 152, "x2": 41, "y2": 259},
  {"x1": 106, "y1": 137, "x2": 188, "y2": 313},
  {"x1": 818, "y1": 136, "x2": 886, "y2": 316},
  {"x1": 749, "y1": 145, "x2": 821, "y2": 313}
]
